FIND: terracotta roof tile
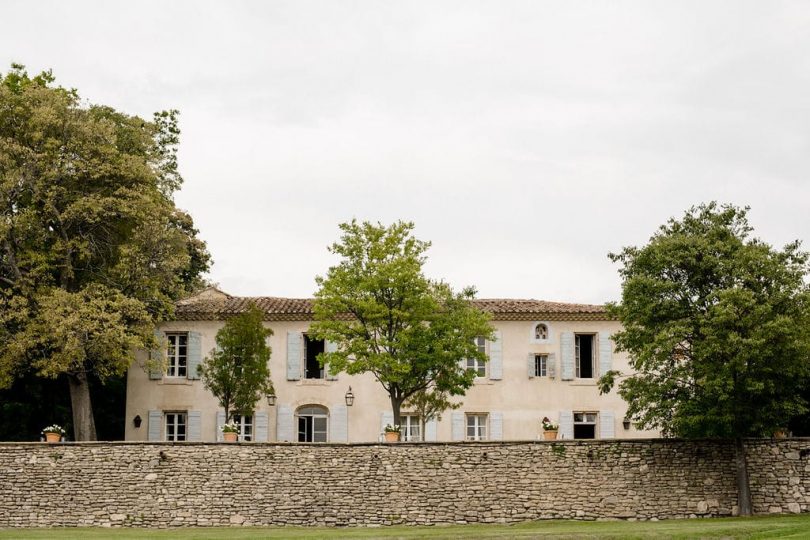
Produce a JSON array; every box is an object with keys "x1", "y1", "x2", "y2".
[{"x1": 175, "y1": 289, "x2": 609, "y2": 321}]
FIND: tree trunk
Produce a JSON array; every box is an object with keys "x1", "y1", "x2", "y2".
[
  {"x1": 390, "y1": 395, "x2": 403, "y2": 428},
  {"x1": 734, "y1": 437, "x2": 753, "y2": 516},
  {"x1": 68, "y1": 372, "x2": 97, "y2": 441}
]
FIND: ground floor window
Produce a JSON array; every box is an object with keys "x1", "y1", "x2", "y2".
[
  {"x1": 232, "y1": 414, "x2": 253, "y2": 442},
  {"x1": 574, "y1": 412, "x2": 597, "y2": 439},
  {"x1": 466, "y1": 413, "x2": 488, "y2": 441},
  {"x1": 297, "y1": 405, "x2": 328, "y2": 442},
  {"x1": 165, "y1": 412, "x2": 187, "y2": 441},
  {"x1": 401, "y1": 415, "x2": 421, "y2": 442}
]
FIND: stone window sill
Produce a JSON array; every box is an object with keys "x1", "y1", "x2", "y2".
[
  {"x1": 298, "y1": 379, "x2": 333, "y2": 386},
  {"x1": 159, "y1": 378, "x2": 193, "y2": 386}
]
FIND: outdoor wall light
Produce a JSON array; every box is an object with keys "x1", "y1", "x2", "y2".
[
  {"x1": 133, "y1": 415, "x2": 142, "y2": 428},
  {"x1": 266, "y1": 392, "x2": 277, "y2": 406},
  {"x1": 345, "y1": 387, "x2": 355, "y2": 407},
  {"x1": 623, "y1": 418, "x2": 632, "y2": 430}
]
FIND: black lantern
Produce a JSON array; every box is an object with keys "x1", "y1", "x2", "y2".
[
  {"x1": 623, "y1": 418, "x2": 631, "y2": 430},
  {"x1": 133, "y1": 415, "x2": 142, "y2": 428},
  {"x1": 345, "y1": 387, "x2": 354, "y2": 407},
  {"x1": 266, "y1": 392, "x2": 277, "y2": 406}
]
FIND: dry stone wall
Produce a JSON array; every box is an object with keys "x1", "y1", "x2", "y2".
[{"x1": 0, "y1": 439, "x2": 808, "y2": 528}]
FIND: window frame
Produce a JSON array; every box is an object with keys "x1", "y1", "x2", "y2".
[
  {"x1": 466, "y1": 336, "x2": 487, "y2": 378},
  {"x1": 164, "y1": 411, "x2": 187, "y2": 442},
  {"x1": 575, "y1": 333, "x2": 596, "y2": 379},
  {"x1": 165, "y1": 332, "x2": 189, "y2": 378},
  {"x1": 534, "y1": 354, "x2": 548, "y2": 377},
  {"x1": 573, "y1": 411, "x2": 598, "y2": 440},
  {"x1": 232, "y1": 414, "x2": 253, "y2": 442},
  {"x1": 296, "y1": 405, "x2": 329, "y2": 442},
  {"x1": 401, "y1": 414, "x2": 422, "y2": 442},
  {"x1": 465, "y1": 413, "x2": 488, "y2": 441}
]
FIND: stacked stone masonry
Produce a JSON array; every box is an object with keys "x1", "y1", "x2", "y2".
[{"x1": 0, "y1": 439, "x2": 808, "y2": 528}]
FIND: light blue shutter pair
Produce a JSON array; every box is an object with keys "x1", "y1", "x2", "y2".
[
  {"x1": 286, "y1": 332, "x2": 303, "y2": 380},
  {"x1": 488, "y1": 331, "x2": 503, "y2": 380},
  {"x1": 330, "y1": 405, "x2": 348, "y2": 442},
  {"x1": 276, "y1": 405, "x2": 294, "y2": 442},
  {"x1": 148, "y1": 410, "x2": 201, "y2": 441}
]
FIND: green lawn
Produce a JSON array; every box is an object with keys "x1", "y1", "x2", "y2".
[{"x1": 2, "y1": 514, "x2": 810, "y2": 540}]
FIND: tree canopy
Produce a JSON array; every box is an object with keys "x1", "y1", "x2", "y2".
[
  {"x1": 310, "y1": 220, "x2": 494, "y2": 428},
  {"x1": 0, "y1": 64, "x2": 210, "y2": 440},
  {"x1": 600, "y1": 202, "x2": 810, "y2": 514},
  {"x1": 199, "y1": 304, "x2": 274, "y2": 425}
]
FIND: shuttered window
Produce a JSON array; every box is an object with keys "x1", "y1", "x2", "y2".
[
  {"x1": 165, "y1": 412, "x2": 187, "y2": 441},
  {"x1": 166, "y1": 333, "x2": 188, "y2": 377},
  {"x1": 534, "y1": 354, "x2": 548, "y2": 377},
  {"x1": 466, "y1": 413, "x2": 488, "y2": 441},
  {"x1": 233, "y1": 414, "x2": 253, "y2": 442},
  {"x1": 466, "y1": 337, "x2": 487, "y2": 377}
]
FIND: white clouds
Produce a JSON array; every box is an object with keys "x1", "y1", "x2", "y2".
[{"x1": 3, "y1": 0, "x2": 809, "y2": 302}]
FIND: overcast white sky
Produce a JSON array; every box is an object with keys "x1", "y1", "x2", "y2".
[{"x1": 3, "y1": 1, "x2": 809, "y2": 303}]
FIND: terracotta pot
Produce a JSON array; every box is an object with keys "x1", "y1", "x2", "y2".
[
  {"x1": 223, "y1": 431, "x2": 238, "y2": 442},
  {"x1": 44, "y1": 432, "x2": 61, "y2": 443},
  {"x1": 774, "y1": 429, "x2": 788, "y2": 439},
  {"x1": 543, "y1": 430, "x2": 558, "y2": 441},
  {"x1": 384, "y1": 431, "x2": 400, "y2": 443}
]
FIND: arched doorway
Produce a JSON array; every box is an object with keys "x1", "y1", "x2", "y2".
[{"x1": 296, "y1": 405, "x2": 329, "y2": 442}]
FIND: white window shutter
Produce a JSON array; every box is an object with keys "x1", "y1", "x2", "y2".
[
  {"x1": 187, "y1": 410, "x2": 202, "y2": 441},
  {"x1": 488, "y1": 331, "x2": 503, "y2": 380},
  {"x1": 490, "y1": 412, "x2": 503, "y2": 441},
  {"x1": 330, "y1": 404, "x2": 348, "y2": 443},
  {"x1": 560, "y1": 332, "x2": 575, "y2": 380},
  {"x1": 527, "y1": 353, "x2": 536, "y2": 378},
  {"x1": 425, "y1": 419, "x2": 438, "y2": 442},
  {"x1": 599, "y1": 333, "x2": 613, "y2": 377},
  {"x1": 548, "y1": 352, "x2": 557, "y2": 378},
  {"x1": 254, "y1": 411, "x2": 269, "y2": 442},
  {"x1": 286, "y1": 332, "x2": 302, "y2": 381},
  {"x1": 187, "y1": 332, "x2": 202, "y2": 380},
  {"x1": 148, "y1": 330, "x2": 164, "y2": 380},
  {"x1": 216, "y1": 410, "x2": 225, "y2": 442},
  {"x1": 451, "y1": 412, "x2": 464, "y2": 441},
  {"x1": 276, "y1": 405, "x2": 294, "y2": 442},
  {"x1": 600, "y1": 411, "x2": 615, "y2": 439},
  {"x1": 558, "y1": 410, "x2": 574, "y2": 440},
  {"x1": 148, "y1": 410, "x2": 162, "y2": 441},
  {"x1": 380, "y1": 411, "x2": 394, "y2": 432},
  {"x1": 325, "y1": 340, "x2": 338, "y2": 380}
]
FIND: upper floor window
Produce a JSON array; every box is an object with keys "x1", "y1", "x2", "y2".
[
  {"x1": 534, "y1": 323, "x2": 548, "y2": 340},
  {"x1": 401, "y1": 414, "x2": 421, "y2": 442},
  {"x1": 233, "y1": 414, "x2": 253, "y2": 442},
  {"x1": 466, "y1": 413, "x2": 488, "y2": 441},
  {"x1": 534, "y1": 354, "x2": 548, "y2": 377},
  {"x1": 304, "y1": 335, "x2": 325, "y2": 379},
  {"x1": 575, "y1": 334, "x2": 595, "y2": 379},
  {"x1": 166, "y1": 333, "x2": 188, "y2": 377},
  {"x1": 466, "y1": 336, "x2": 487, "y2": 377},
  {"x1": 165, "y1": 412, "x2": 187, "y2": 441}
]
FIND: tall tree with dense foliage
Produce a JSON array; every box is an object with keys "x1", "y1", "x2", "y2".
[
  {"x1": 310, "y1": 220, "x2": 494, "y2": 427},
  {"x1": 0, "y1": 65, "x2": 210, "y2": 440},
  {"x1": 599, "y1": 202, "x2": 810, "y2": 515},
  {"x1": 199, "y1": 304, "x2": 274, "y2": 424}
]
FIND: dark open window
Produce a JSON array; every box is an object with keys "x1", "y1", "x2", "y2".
[
  {"x1": 304, "y1": 335, "x2": 325, "y2": 379},
  {"x1": 575, "y1": 334, "x2": 594, "y2": 379},
  {"x1": 574, "y1": 412, "x2": 597, "y2": 439},
  {"x1": 297, "y1": 405, "x2": 328, "y2": 442}
]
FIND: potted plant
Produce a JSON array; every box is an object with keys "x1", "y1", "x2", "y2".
[
  {"x1": 221, "y1": 422, "x2": 239, "y2": 442},
  {"x1": 42, "y1": 424, "x2": 65, "y2": 443},
  {"x1": 383, "y1": 424, "x2": 401, "y2": 443},
  {"x1": 541, "y1": 417, "x2": 558, "y2": 440}
]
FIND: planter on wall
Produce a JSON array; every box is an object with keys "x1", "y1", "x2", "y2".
[
  {"x1": 384, "y1": 431, "x2": 400, "y2": 443},
  {"x1": 223, "y1": 432, "x2": 238, "y2": 442},
  {"x1": 543, "y1": 430, "x2": 558, "y2": 440},
  {"x1": 44, "y1": 432, "x2": 61, "y2": 443}
]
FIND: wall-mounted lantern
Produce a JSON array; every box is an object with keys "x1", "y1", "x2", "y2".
[
  {"x1": 623, "y1": 418, "x2": 632, "y2": 430},
  {"x1": 266, "y1": 392, "x2": 277, "y2": 406},
  {"x1": 133, "y1": 415, "x2": 142, "y2": 428},
  {"x1": 345, "y1": 387, "x2": 355, "y2": 407}
]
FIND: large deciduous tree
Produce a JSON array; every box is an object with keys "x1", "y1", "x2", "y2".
[
  {"x1": 199, "y1": 304, "x2": 274, "y2": 424},
  {"x1": 600, "y1": 202, "x2": 810, "y2": 516},
  {"x1": 310, "y1": 220, "x2": 494, "y2": 427},
  {"x1": 0, "y1": 65, "x2": 210, "y2": 440}
]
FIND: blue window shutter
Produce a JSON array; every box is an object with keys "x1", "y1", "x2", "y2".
[
  {"x1": 560, "y1": 332, "x2": 575, "y2": 380},
  {"x1": 425, "y1": 419, "x2": 438, "y2": 442},
  {"x1": 187, "y1": 411, "x2": 202, "y2": 441},
  {"x1": 559, "y1": 410, "x2": 574, "y2": 440},
  {"x1": 254, "y1": 411, "x2": 269, "y2": 442},
  {"x1": 488, "y1": 331, "x2": 503, "y2": 380},
  {"x1": 148, "y1": 410, "x2": 162, "y2": 441},
  {"x1": 276, "y1": 405, "x2": 294, "y2": 442},
  {"x1": 600, "y1": 411, "x2": 615, "y2": 439},
  {"x1": 451, "y1": 412, "x2": 464, "y2": 441},
  {"x1": 286, "y1": 332, "x2": 302, "y2": 381},
  {"x1": 330, "y1": 405, "x2": 348, "y2": 443},
  {"x1": 490, "y1": 412, "x2": 503, "y2": 441},
  {"x1": 187, "y1": 332, "x2": 202, "y2": 380},
  {"x1": 149, "y1": 330, "x2": 164, "y2": 380},
  {"x1": 216, "y1": 410, "x2": 225, "y2": 442},
  {"x1": 599, "y1": 333, "x2": 613, "y2": 377},
  {"x1": 527, "y1": 353, "x2": 536, "y2": 378},
  {"x1": 325, "y1": 340, "x2": 338, "y2": 380},
  {"x1": 548, "y1": 353, "x2": 557, "y2": 379}
]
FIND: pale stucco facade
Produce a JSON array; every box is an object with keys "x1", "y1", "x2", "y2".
[{"x1": 125, "y1": 290, "x2": 658, "y2": 443}]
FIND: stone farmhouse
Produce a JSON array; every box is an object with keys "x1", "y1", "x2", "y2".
[{"x1": 125, "y1": 287, "x2": 657, "y2": 443}]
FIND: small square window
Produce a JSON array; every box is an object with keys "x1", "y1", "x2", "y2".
[
  {"x1": 534, "y1": 354, "x2": 548, "y2": 377},
  {"x1": 466, "y1": 413, "x2": 488, "y2": 441}
]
